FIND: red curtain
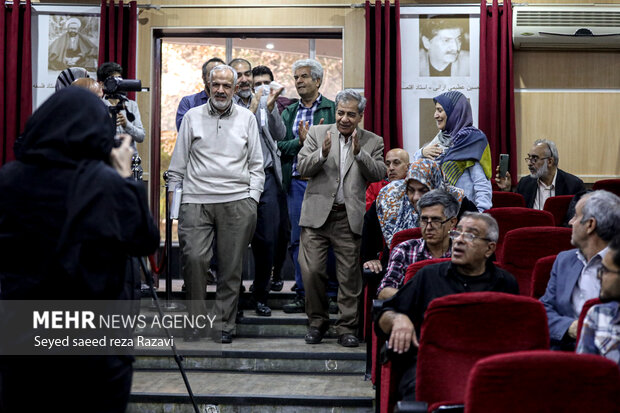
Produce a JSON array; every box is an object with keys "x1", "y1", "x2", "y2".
[
  {"x1": 479, "y1": 0, "x2": 518, "y2": 186},
  {"x1": 364, "y1": 0, "x2": 402, "y2": 152},
  {"x1": 0, "y1": 0, "x2": 32, "y2": 166},
  {"x1": 98, "y1": 0, "x2": 137, "y2": 99}
]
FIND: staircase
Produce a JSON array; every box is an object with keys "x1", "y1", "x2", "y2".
[{"x1": 126, "y1": 281, "x2": 374, "y2": 413}]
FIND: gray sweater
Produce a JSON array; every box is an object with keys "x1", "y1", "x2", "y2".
[{"x1": 168, "y1": 101, "x2": 264, "y2": 204}]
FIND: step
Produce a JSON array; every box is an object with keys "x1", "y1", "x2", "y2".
[
  {"x1": 134, "y1": 336, "x2": 366, "y2": 374},
  {"x1": 128, "y1": 370, "x2": 374, "y2": 413},
  {"x1": 136, "y1": 307, "x2": 342, "y2": 338}
]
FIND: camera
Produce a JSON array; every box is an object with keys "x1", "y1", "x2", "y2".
[{"x1": 103, "y1": 76, "x2": 142, "y2": 95}]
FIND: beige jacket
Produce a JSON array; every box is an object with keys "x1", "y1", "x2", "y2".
[{"x1": 297, "y1": 123, "x2": 386, "y2": 236}]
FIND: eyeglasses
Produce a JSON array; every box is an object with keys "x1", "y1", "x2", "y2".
[
  {"x1": 448, "y1": 230, "x2": 492, "y2": 243},
  {"x1": 420, "y1": 217, "x2": 453, "y2": 229},
  {"x1": 524, "y1": 156, "x2": 550, "y2": 164},
  {"x1": 597, "y1": 265, "x2": 620, "y2": 280}
]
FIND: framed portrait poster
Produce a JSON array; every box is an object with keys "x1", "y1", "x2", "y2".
[
  {"x1": 400, "y1": 6, "x2": 480, "y2": 156},
  {"x1": 32, "y1": 5, "x2": 100, "y2": 110}
]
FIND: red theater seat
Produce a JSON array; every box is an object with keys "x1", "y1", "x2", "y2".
[
  {"x1": 500, "y1": 227, "x2": 572, "y2": 296},
  {"x1": 485, "y1": 207, "x2": 555, "y2": 261},
  {"x1": 592, "y1": 178, "x2": 620, "y2": 196},
  {"x1": 387, "y1": 292, "x2": 549, "y2": 413},
  {"x1": 530, "y1": 255, "x2": 558, "y2": 299},
  {"x1": 491, "y1": 191, "x2": 526, "y2": 208},
  {"x1": 390, "y1": 228, "x2": 422, "y2": 251},
  {"x1": 543, "y1": 195, "x2": 574, "y2": 226},
  {"x1": 463, "y1": 350, "x2": 620, "y2": 413}
]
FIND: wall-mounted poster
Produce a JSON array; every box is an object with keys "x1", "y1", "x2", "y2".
[
  {"x1": 32, "y1": 5, "x2": 100, "y2": 111},
  {"x1": 400, "y1": 6, "x2": 480, "y2": 157}
]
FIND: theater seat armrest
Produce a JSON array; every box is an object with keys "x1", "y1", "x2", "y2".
[
  {"x1": 394, "y1": 401, "x2": 428, "y2": 413},
  {"x1": 363, "y1": 267, "x2": 385, "y2": 284},
  {"x1": 431, "y1": 404, "x2": 465, "y2": 412}
]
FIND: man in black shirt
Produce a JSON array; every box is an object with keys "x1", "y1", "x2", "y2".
[{"x1": 376, "y1": 212, "x2": 519, "y2": 400}]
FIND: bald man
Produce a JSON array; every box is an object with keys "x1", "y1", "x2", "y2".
[
  {"x1": 366, "y1": 148, "x2": 410, "y2": 211},
  {"x1": 362, "y1": 148, "x2": 410, "y2": 273}
]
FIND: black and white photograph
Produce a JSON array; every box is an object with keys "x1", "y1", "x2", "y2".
[
  {"x1": 419, "y1": 14, "x2": 470, "y2": 78},
  {"x1": 48, "y1": 15, "x2": 99, "y2": 73}
]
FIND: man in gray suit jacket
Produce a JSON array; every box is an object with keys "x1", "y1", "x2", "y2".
[
  {"x1": 297, "y1": 89, "x2": 386, "y2": 347},
  {"x1": 541, "y1": 190, "x2": 620, "y2": 350}
]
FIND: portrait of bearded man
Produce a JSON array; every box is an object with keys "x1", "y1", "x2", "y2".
[{"x1": 48, "y1": 17, "x2": 98, "y2": 72}]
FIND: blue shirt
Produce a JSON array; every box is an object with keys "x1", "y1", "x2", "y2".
[{"x1": 175, "y1": 90, "x2": 208, "y2": 131}]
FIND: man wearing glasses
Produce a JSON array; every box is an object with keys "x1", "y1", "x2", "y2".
[
  {"x1": 376, "y1": 211, "x2": 518, "y2": 401},
  {"x1": 377, "y1": 190, "x2": 458, "y2": 300},
  {"x1": 495, "y1": 139, "x2": 585, "y2": 209},
  {"x1": 541, "y1": 190, "x2": 620, "y2": 351},
  {"x1": 577, "y1": 234, "x2": 620, "y2": 365}
]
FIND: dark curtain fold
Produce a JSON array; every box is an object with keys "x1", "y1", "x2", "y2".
[
  {"x1": 0, "y1": 0, "x2": 32, "y2": 166},
  {"x1": 364, "y1": 0, "x2": 402, "y2": 152},
  {"x1": 98, "y1": 0, "x2": 138, "y2": 100},
  {"x1": 479, "y1": 0, "x2": 517, "y2": 186}
]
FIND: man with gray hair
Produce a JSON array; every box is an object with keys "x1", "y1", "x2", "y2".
[
  {"x1": 168, "y1": 64, "x2": 264, "y2": 344},
  {"x1": 298, "y1": 89, "x2": 386, "y2": 347},
  {"x1": 279, "y1": 58, "x2": 336, "y2": 314},
  {"x1": 541, "y1": 190, "x2": 620, "y2": 351},
  {"x1": 376, "y1": 211, "x2": 518, "y2": 400},
  {"x1": 495, "y1": 139, "x2": 585, "y2": 209},
  {"x1": 377, "y1": 189, "x2": 459, "y2": 300}
]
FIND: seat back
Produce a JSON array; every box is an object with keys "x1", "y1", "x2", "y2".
[
  {"x1": 543, "y1": 195, "x2": 574, "y2": 226},
  {"x1": 485, "y1": 207, "x2": 555, "y2": 261},
  {"x1": 500, "y1": 227, "x2": 572, "y2": 296},
  {"x1": 403, "y1": 258, "x2": 451, "y2": 284},
  {"x1": 464, "y1": 350, "x2": 620, "y2": 413},
  {"x1": 390, "y1": 227, "x2": 422, "y2": 251},
  {"x1": 415, "y1": 292, "x2": 549, "y2": 407},
  {"x1": 592, "y1": 178, "x2": 620, "y2": 196},
  {"x1": 491, "y1": 191, "x2": 526, "y2": 208},
  {"x1": 576, "y1": 297, "x2": 602, "y2": 347},
  {"x1": 530, "y1": 255, "x2": 557, "y2": 299}
]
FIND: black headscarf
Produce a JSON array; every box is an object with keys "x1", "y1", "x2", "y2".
[
  {"x1": 0, "y1": 86, "x2": 159, "y2": 300},
  {"x1": 16, "y1": 86, "x2": 114, "y2": 166}
]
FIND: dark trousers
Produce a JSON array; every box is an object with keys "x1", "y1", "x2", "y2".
[
  {"x1": 272, "y1": 186, "x2": 290, "y2": 282},
  {"x1": 252, "y1": 169, "x2": 280, "y2": 303}
]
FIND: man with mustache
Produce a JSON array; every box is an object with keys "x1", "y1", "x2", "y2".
[
  {"x1": 298, "y1": 89, "x2": 386, "y2": 348},
  {"x1": 168, "y1": 64, "x2": 264, "y2": 344},
  {"x1": 495, "y1": 139, "x2": 585, "y2": 209},
  {"x1": 419, "y1": 16, "x2": 470, "y2": 77},
  {"x1": 230, "y1": 58, "x2": 286, "y2": 317}
]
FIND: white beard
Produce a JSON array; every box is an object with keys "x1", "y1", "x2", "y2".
[
  {"x1": 238, "y1": 89, "x2": 252, "y2": 99},
  {"x1": 531, "y1": 161, "x2": 548, "y2": 179},
  {"x1": 212, "y1": 98, "x2": 231, "y2": 110}
]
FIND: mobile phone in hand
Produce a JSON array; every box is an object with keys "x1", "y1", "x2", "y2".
[{"x1": 499, "y1": 154, "x2": 509, "y2": 178}]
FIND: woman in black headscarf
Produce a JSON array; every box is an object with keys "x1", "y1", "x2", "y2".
[{"x1": 0, "y1": 87, "x2": 159, "y2": 412}]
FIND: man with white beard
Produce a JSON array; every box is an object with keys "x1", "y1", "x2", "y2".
[
  {"x1": 495, "y1": 139, "x2": 585, "y2": 209},
  {"x1": 168, "y1": 64, "x2": 264, "y2": 344}
]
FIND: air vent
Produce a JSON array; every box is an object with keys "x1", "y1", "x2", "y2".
[
  {"x1": 513, "y1": 6, "x2": 620, "y2": 50},
  {"x1": 516, "y1": 11, "x2": 620, "y2": 28}
]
